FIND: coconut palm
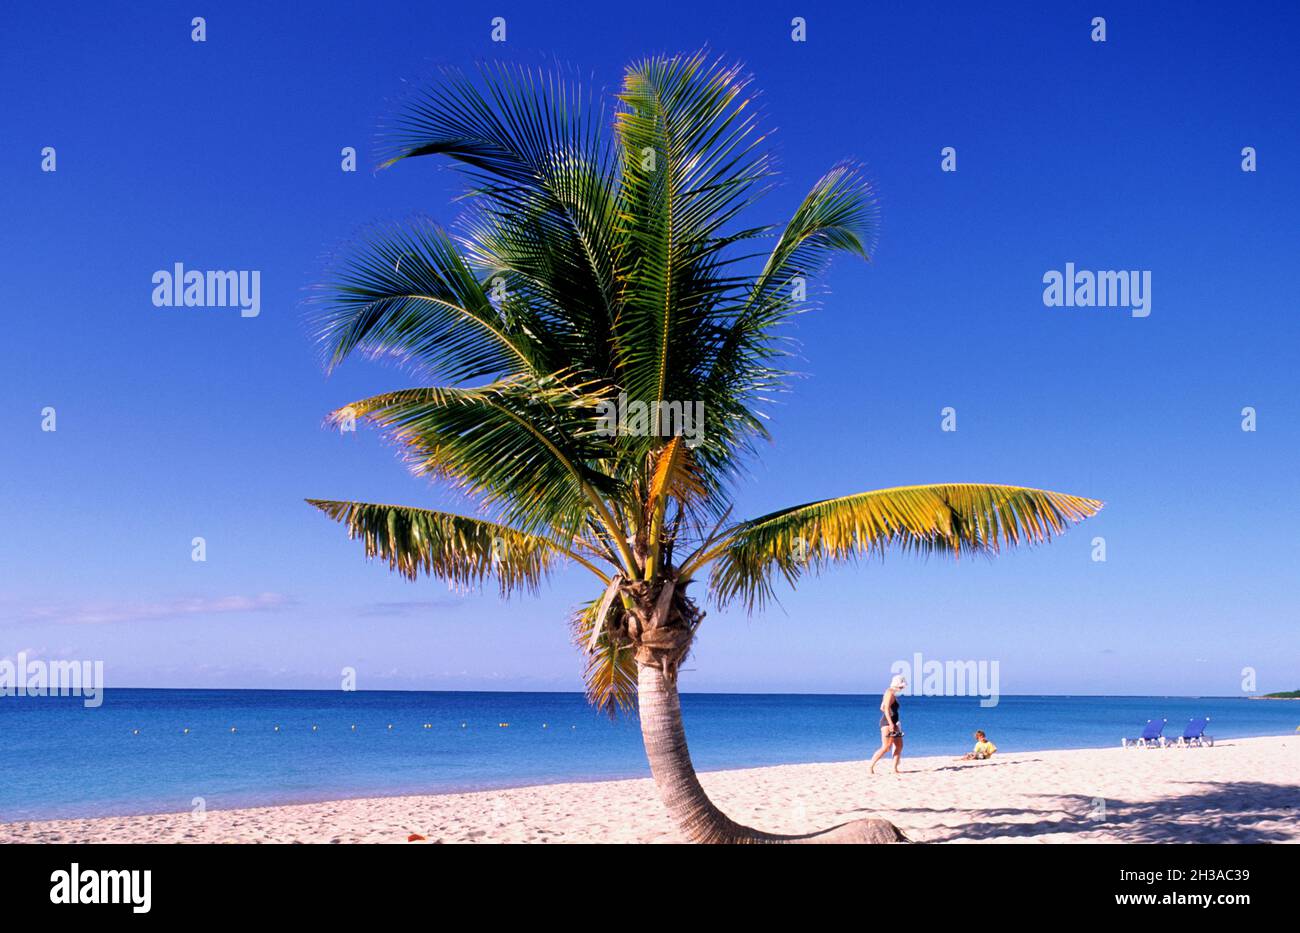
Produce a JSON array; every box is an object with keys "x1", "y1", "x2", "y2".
[{"x1": 307, "y1": 51, "x2": 1102, "y2": 844}]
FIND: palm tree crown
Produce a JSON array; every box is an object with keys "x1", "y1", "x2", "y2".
[{"x1": 308, "y1": 50, "x2": 1102, "y2": 719}]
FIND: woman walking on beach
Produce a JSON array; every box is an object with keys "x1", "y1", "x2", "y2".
[{"x1": 869, "y1": 675, "x2": 906, "y2": 774}]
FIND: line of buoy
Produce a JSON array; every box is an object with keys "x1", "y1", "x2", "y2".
[{"x1": 137, "y1": 721, "x2": 580, "y2": 735}]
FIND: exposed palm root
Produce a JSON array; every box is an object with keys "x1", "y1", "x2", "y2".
[
  {"x1": 702, "y1": 816, "x2": 910, "y2": 844},
  {"x1": 681, "y1": 808, "x2": 910, "y2": 844},
  {"x1": 782, "y1": 817, "x2": 911, "y2": 844}
]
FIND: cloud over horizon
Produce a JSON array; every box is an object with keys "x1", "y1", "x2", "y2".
[{"x1": 4, "y1": 593, "x2": 295, "y2": 626}]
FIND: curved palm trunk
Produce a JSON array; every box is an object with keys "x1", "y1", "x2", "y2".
[{"x1": 636, "y1": 661, "x2": 908, "y2": 844}]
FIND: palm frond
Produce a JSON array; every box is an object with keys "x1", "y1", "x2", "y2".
[
  {"x1": 692, "y1": 166, "x2": 880, "y2": 484},
  {"x1": 570, "y1": 591, "x2": 638, "y2": 715},
  {"x1": 703, "y1": 484, "x2": 1104, "y2": 610},
  {"x1": 644, "y1": 437, "x2": 707, "y2": 578},
  {"x1": 613, "y1": 51, "x2": 774, "y2": 415},
  {"x1": 645, "y1": 437, "x2": 705, "y2": 509},
  {"x1": 311, "y1": 220, "x2": 541, "y2": 382},
  {"x1": 747, "y1": 163, "x2": 879, "y2": 321},
  {"x1": 329, "y1": 375, "x2": 622, "y2": 541},
  {"x1": 382, "y1": 62, "x2": 623, "y2": 371},
  {"x1": 306, "y1": 499, "x2": 588, "y2": 594}
]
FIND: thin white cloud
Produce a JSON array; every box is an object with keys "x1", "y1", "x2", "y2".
[{"x1": 6, "y1": 593, "x2": 294, "y2": 626}]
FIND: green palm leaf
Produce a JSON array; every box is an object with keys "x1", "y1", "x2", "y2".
[
  {"x1": 693, "y1": 165, "x2": 881, "y2": 501},
  {"x1": 305, "y1": 499, "x2": 584, "y2": 594},
  {"x1": 613, "y1": 51, "x2": 772, "y2": 418},
  {"x1": 311, "y1": 220, "x2": 540, "y2": 382},
  {"x1": 746, "y1": 163, "x2": 879, "y2": 320},
  {"x1": 382, "y1": 62, "x2": 622, "y2": 372},
  {"x1": 330, "y1": 375, "x2": 619, "y2": 540}
]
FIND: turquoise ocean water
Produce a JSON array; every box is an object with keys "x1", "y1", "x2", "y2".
[{"x1": 2, "y1": 690, "x2": 1296, "y2": 821}]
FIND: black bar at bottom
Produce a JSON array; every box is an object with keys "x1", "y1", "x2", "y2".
[{"x1": 0, "y1": 841, "x2": 1282, "y2": 919}]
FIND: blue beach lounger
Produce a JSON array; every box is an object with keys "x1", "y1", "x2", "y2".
[
  {"x1": 1171, "y1": 716, "x2": 1213, "y2": 747},
  {"x1": 1122, "y1": 718, "x2": 1167, "y2": 748}
]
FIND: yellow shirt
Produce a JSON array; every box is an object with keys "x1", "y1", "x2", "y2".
[{"x1": 973, "y1": 740, "x2": 997, "y2": 758}]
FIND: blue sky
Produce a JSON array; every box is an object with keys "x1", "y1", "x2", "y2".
[{"x1": 2, "y1": 1, "x2": 1297, "y2": 696}]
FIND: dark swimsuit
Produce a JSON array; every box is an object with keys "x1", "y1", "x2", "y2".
[{"x1": 879, "y1": 695, "x2": 900, "y2": 731}]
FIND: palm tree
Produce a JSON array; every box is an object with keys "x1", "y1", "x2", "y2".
[{"x1": 307, "y1": 51, "x2": 1102, "y2": 844}]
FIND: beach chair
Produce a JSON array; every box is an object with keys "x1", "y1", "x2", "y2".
[
  {"x1": 1171, "y1": 716, "x2": 1213, "y2": 747},
  {"x1": 1121, "y1": 718, "x2": 1166, "y2": 748}
]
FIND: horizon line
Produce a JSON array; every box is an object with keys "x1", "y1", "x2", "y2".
[{"x1": 40, "y1": 686, "x2": 1285, "y2": 700}]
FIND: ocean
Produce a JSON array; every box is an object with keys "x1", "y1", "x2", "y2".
[{"x1": 2, "y1": 690, "x2": 1296, "y2": 821}]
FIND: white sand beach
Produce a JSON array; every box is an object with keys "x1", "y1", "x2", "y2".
[{"x1": 4, "y1": 736, "x2": 1296, "y2": 844}]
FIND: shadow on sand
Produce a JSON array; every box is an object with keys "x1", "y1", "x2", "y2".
[
  {"x1": 927, "y1": 758, "x2": 1047, "y2": 773},
  {"x1": 892, "y1": 781, "x2": 1300, "y2": 843}
]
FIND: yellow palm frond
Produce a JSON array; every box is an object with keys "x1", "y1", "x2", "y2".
[
  {"x1": 701, "y1": 483, "x2": 1104, "y2": 610},
  {"x1": 644, "y1": 437, "x2": 706, "y2": 578},
  {"x1": 570, "y1": 593, "x2": 638, "y2": 715},
  {"x1": 306, "y1": 499, "x2": 603, "y2": 594}
]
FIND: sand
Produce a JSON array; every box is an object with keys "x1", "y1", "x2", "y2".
[{"x1": 4, "y1": 736, "x2": 1296, "y2": 843}]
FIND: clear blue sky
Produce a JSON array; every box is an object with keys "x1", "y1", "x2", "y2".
[{"x1": 3, "y1": 1, "x2": 1297, "y2": 696}]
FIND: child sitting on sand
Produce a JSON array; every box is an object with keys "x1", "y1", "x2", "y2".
[{"x1": 958, "y1": 730, "x2": 997, "y2": 760}]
